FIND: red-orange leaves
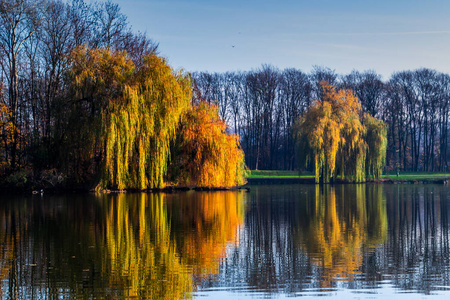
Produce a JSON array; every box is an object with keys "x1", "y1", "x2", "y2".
[{"x1": 170, "y1": 102, "x2": 246, "y2": 188}]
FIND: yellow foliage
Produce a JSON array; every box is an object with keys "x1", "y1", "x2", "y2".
[
  {"x1": 364, "y1": 114, "x2": 387, "y2": 179},
  {"x1": 0, "y1": 99, "x2": 12, "y2": 173},
  {"x1": 296, "y1": 185, "x2": 387, "y2": 286},
  {"x1": 295, "y1": 82, "x2": 385, "y2": 183},
  {"x1": 67, "y1": 47, "x2": 246, "y2": 189},
  {"x1": 67, "y1": 46, "x2": 192, "y2": 189}
]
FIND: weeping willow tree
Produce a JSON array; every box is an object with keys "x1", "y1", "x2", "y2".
[
  {"x1": 169, "y1": 102, "x2": 246, "y2": 188},
  {"x1": 66, "y1": 46, "x2": 192, "y2": 189},
  {"x1": 364, "y1": 114, "x2": 387, "y2": 179},
  {"x1": 66, "y1": 47, "x2": 245, "y2": 189},
  {"x1": 295, "y1": 82, "x2": 386, "y2": 183}
]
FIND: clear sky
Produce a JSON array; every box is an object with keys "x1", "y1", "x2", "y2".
[{"x1": 114, "y1": 0, "x2": 450, "y2": 80}]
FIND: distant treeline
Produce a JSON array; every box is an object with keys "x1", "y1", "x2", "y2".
[{"x1": 193, "y1": 66, "x2": 450, "y2": 172}]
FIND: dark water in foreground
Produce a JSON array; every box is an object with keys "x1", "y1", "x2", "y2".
[{"x1": 1, "y1": 184, "x2": 450, "y2": 299}]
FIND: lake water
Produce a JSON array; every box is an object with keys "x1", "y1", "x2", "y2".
[{"x1": 1, "y1": 184, "x2": 450, "y2": 299}]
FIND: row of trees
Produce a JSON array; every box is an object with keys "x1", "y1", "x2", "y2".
[
  {"x1": 0, "y1": 0, "x2": 245, "y2": 189},
  {"x1": 0, "y1": 0, "x2": 158, "y2": 172},
  {"x1": 194, "y1": 67, "x2": 450, "y2": 172}
]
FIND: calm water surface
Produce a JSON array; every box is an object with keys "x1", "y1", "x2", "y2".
[{"x1": 1, "y1": 184, "x2": 450, "y2": 299}]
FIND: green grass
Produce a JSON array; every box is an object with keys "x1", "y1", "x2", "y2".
[
  {"x1": 247, "y1": 170, "x2": 449, "y2": 180},
  {"x1": 383, "y1": 172, "x2": 449, "y2": 180}
]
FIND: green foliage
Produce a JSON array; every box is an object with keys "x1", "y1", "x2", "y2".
[{"x1": 295, "y1": 82, "x2": 387, "y2": 183}]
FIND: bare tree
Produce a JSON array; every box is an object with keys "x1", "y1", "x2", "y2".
[
  {"x1": 0, "y1": 0, "x2": 44, "y2": 169},
  {"x1": 93, "y1": 0, "x2": 127, "y2": 49},
  {"x1": 342, "y1": 70, "x2": 384, "y2": 118}
]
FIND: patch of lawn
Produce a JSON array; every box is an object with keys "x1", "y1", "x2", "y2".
[
  {"x1": 383, "y1": 172, "x2": 449, "y2": 180},
  {"x1": 247, "y1": 170, "x2": 449, "y2": 181}
]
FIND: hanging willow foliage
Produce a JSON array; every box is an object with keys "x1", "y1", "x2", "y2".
[
  {"x1": 66, "y1": 47, "x2": 246, "y2": 189},
  {"x1": 364, "y1": 114, "x2": 387, "y2": 179},
  {"x1": 169, "y1": 102, "x2": 246, "y2": 188},
  {"x1": 67, "y1": 46, "x2": 191, "y2": 189},
  {"x1": 295, "y1": 82, "x2": 386, "y2": 183},
  {"x1": 102, "y1": 55, "x2": 192, "y2": 189}
]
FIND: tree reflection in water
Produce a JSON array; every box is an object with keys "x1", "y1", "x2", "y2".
[
  {"x1": 0, "y1": 191, "x2": 246, "y2": 299},
  {"x1": 296, "y1": 185, "x2": 387, "y2": 287},
  {"x1": 0, "y1": 185, "x2": 450, "y2": 298}
]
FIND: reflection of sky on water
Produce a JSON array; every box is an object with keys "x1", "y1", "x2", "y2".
[{"x1": 195, "y1": 285, "x2": 450, "y2": 299}]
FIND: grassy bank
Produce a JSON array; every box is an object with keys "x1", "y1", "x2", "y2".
[
  {"x1": 383, "y1": 172, "x2": 448, "y2": 179},
  {"x1": 247, "y1": 170, "x2": 449, "y2": 182}
]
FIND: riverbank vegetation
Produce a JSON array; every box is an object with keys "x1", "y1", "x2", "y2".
[
  {"x1": 0, "y1": 0, "x2": 245, "y2": 191},
  {"x1": 247, "y1": 170, "x2": 448, "y2": 185}
]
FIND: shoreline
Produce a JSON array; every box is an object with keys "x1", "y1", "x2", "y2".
[{"x1": 1, "y1": 177, "x2": 448, "y2": 195}]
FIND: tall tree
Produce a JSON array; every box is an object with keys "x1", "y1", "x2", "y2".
[
  {"x1": 295, "y1": 83, "x2": 386, "y2": 183},
  {"x1": 0, "y1": 0, "x2": 43, "y2": 170},
  {"x1": 66, "y1": 47, "x2": 192, "y2": 189}
]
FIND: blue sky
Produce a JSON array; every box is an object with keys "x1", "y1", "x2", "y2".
[{"x1": 115, "y1": 0, "x2": 450, "y2": 79}]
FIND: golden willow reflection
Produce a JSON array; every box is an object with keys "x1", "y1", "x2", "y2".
[
  {"x1": 100, "y1": 191, "x2": 245, "y2": 298},
  {"x1": 296, "y1": 185, "x2": 387, "y2": 286}
]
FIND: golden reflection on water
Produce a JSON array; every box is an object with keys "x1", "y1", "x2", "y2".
[
  {"x1": 101, "y1": 190, "x2": 245, "y2": 298},
  {"x1": 297, "y1": 185, "x2": 387, "y2": 286},
  {"x1": 165, "y1": 191, "x2": 245, "y2": 279},
  {"x1": 102, "y1": 193, "x2": 193, "y2": 299}
]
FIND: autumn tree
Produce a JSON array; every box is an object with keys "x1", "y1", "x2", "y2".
[
  {"x1": 169, "y1": 101, "x2": 246, "y2": 188},
  {"x1": 0, "y1": 87, "x2": 11, "y2": 174},
  {"x1": 65, "y1": 47, "x2": 246, "y2": 190},
  {"x1": 65, "y1": 46, "x2": 191, "y2": 189},
  {"x1": 295, "y1": 82, "x2": 386, "y2": 183},
  {"x1": 364, "y1": 114, "x2": 387, "y2": 179}
]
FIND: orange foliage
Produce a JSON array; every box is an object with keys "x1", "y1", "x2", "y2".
[
  {"x1": 170, "y1": 102, "x2": 246, "y2": 188},
  {"x1": 0, "y1": 90, "x2": 12, "y2": 173}
]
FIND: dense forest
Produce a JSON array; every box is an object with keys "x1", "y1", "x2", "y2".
[{"x1": 193, "y1": 67, "x2": 450, "y2": 172}]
